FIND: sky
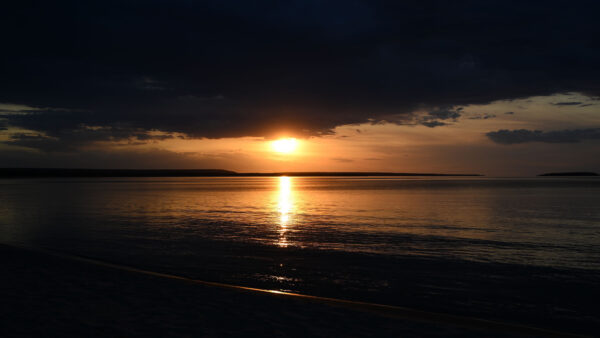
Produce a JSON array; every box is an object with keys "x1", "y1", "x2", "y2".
[{"x1": 1, "y1": 1, "x2": 599, "y2": 176}]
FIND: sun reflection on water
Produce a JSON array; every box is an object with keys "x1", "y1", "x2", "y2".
[{"x1": 277, "y1": 176, "x2": 293, "y2": 247}]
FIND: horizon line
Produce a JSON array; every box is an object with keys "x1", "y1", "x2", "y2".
[{"x1": 0, "y1": 168, "x2": 482, "y2": 177}]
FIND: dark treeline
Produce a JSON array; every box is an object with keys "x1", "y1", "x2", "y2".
[{"x1": 0, "y1": 168, "x2": 482, "y2": 178}]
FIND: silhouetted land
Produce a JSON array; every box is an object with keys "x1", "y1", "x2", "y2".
[
  {"x1": 0, "y1": 168, "x2": 482, "y2": 178},
  {"x1": 538, "y1": 172, "x2": 599, "y2": 176}
]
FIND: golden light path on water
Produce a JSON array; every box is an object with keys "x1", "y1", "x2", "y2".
[{"x1": 277, "y1": 176, "x2": 293, "y2": 247}]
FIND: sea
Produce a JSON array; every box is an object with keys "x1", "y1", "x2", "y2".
[{"x1": 1, "y1": 177, "x2": 599, "y2": 334}]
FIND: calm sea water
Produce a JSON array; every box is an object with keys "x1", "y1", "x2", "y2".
[{"x1": 1, "y1": 177, "x2": 599, "y2": 331}]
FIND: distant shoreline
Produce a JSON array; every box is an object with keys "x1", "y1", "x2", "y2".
[
  {"x1": 0, "y1": 168, "x2": 482, "y2": 178},
  {"x1": 537, "y1": 172, "x2": 599, "y2": 177}
]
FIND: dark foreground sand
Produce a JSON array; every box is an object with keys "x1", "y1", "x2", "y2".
[{"x1": 0, "y1": 244, "x2": 575, "y2": 337}]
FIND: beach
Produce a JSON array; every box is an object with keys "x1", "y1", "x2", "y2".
[{"x1": 0, "y1": 244, "x2": 526, "y2": 337}]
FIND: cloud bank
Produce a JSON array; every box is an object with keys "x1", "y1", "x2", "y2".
[
  {"x1": 486, "y1": 128, "x2": 600, "y2": 144},
  {"x1": 1, "y1": 1, "x2": 600, "y2": 151}
]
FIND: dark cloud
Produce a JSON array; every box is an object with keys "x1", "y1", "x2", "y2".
[
  {"x1": 552, "y1": 102, "x2": 582, "y2": 106},
  {"x1": 421, "y1": 121, "x2": 448, "y2": 128},
  {"x1": 425, "y1": 109, "x2": 462, "y2": 121},
  {"x1": 1, "y1": 1, "x2": 600, "y2": 151},
  {"x1": 134, "y1": 133, "x2": 174, "y2": 141},
  {"x1": 486, "y1": 128, "x2": 600, "y2": 145},
  {"x1": 553, "y1": 102, "x2": 582, "y2": 106},
  {"x1": 4, "y1": 125, "x2": 176, "y2": 152},
  {"x1": 134, "y1": 77, "x2": 168, "y2": 91},
  {"x1": 468, "y1": 113, "x2": 496, "y2": 120},
  {"x1": 416, "y1": 107, "x2": 462, "y2": 127}
]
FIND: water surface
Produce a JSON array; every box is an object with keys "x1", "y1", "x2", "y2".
[{"x1": 1, "y1": 177, "x2": 599, "y2": 333}]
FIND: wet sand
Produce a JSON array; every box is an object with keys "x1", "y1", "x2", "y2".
[{"x1": 0, "y1": 244, "x2": 549, "y2": 338}]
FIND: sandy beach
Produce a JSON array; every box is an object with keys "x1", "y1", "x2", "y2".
[{"x1": 0, "y1": 244, "x2": 543, "y2": 337}]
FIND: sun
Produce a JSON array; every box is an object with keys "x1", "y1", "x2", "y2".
[{"x1": 272, "y1": 138, "x2": 298, "y2": 154}]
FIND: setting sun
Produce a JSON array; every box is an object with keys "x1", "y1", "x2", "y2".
[{"x1": 272, "y1": 138, "x2": 298, "y2": 154}]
